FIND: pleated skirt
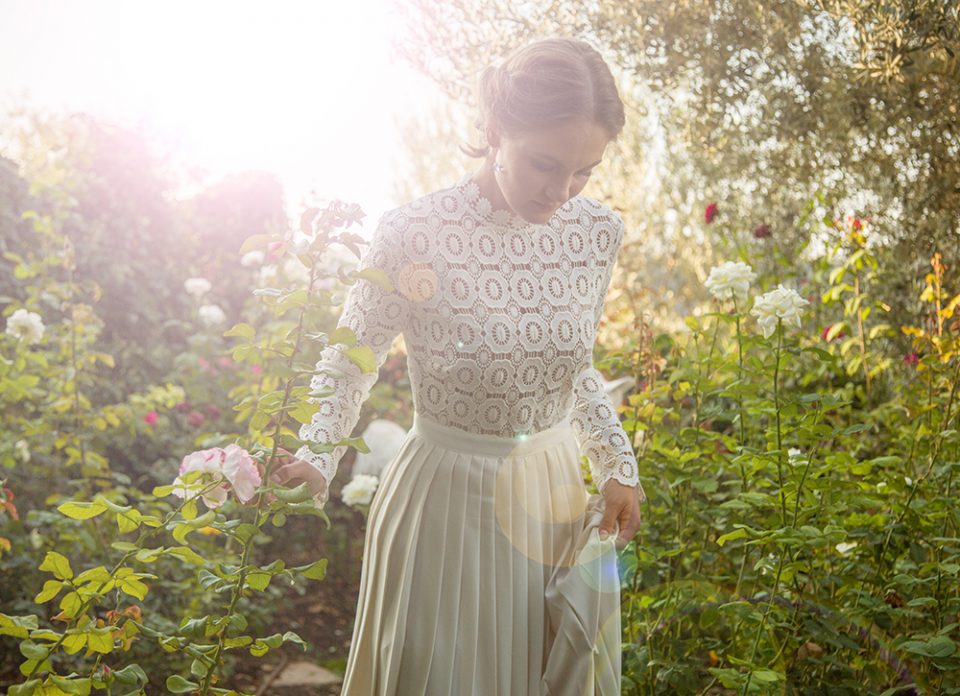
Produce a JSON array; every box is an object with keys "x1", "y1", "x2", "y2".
[{"x1": 340, "y1": 412, "x2": 622, "y2": 696}]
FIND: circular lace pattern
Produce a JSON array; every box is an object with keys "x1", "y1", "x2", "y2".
[{"x1": 295, "y1": 178, "x2": 646, "y2": 503}]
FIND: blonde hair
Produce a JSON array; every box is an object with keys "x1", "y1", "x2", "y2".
[{"x1": 464, "y1": 37, "x2": 626, "y2": 158}]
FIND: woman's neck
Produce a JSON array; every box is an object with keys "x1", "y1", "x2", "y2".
[{"x1": 470, "y1": 158, "x2": 510, "y2": 213}]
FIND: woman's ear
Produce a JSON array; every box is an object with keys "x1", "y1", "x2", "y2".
[{"x1": 485, "y1": 122, "x2": 501, "y2": 149}]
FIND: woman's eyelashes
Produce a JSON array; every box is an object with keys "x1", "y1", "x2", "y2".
[{"x1": 530, "y1": 159, "x2": 594, "y2": 179}]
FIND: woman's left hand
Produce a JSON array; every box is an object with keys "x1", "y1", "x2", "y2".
[{"x1": 599, "y1": 480, "x2": 642, "y2": 550}]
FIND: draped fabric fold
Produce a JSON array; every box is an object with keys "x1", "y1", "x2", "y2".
[{"x1": 340, "y1": 413, "x2": 622, "y2": 696}]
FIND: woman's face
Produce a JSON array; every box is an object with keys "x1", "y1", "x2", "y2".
[{"x1": 492, "y1": 117, "x2": 612, "y2": 224}]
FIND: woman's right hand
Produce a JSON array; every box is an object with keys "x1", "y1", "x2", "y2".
[{"x1": 268, "y1": 447, "x2": 329, "y2": 508}]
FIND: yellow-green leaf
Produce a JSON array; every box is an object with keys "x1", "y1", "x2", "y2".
[
  {"x1": 343, "y1": 345, "x2": 377, "y2": 374},
  {"x1": 59, "y1": 591, "x2": 83, "y2": 618},
  {"x1": 224, "y1": 322, "x2": 256, "y2": 340},
  {"x1": 116, "y1": 508, "x2": 142, "y2": 534},
  {"x1": 118, "y1": 577, "x2": 149, "y2": 601},
  {"x1": 62, "y1": 633, "x2": 87, "y2": 654},
  {"x1": 34, "y1": 580, "x2": 63, "y2": 605},
  {"x1": 86, "y1": 628, "x2": 114, "y2": 654},
  {"x1": 39, "y1": 552, "x2": 74, "y2": 580},
  {"x1": 57, "y1": 502, "x2": 108, "y2": 521}
]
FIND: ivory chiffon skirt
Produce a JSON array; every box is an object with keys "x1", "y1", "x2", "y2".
[{"x1": 340, "y1": 412, "x2": 622, "y2": 696}]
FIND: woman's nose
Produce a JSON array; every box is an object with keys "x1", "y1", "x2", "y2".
[{"x1": 544, "y1": 177, "x2": 573, "y2": 205}]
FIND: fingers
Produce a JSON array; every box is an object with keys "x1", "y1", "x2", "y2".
[{"x1": 598, "y1": 501, "x2": 621, "y2": 540}]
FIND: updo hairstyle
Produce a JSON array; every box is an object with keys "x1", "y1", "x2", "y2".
[{"x1": 464, "y1": 37, "x2": 626, "y2": 158}]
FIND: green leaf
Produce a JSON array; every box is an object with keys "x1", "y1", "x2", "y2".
[
  {"x1": 110, "y1": 664, "x2": 148, "y2": 686},
  {"x1": 19, "y1": 640, "x2": 49, "y2": 660},
  {"x1": 118, "y1": 576, "x2": 149, "y2": 601},
  {"x1": 271, "y1": 482, "x2": 314, "y2": 504},
  {"x1": 34, "y1": 580, "x2": 63, "y2": 604},
  {"x1": 717, "y1": 528, "x2": 748, "y2": 547},
  {"x1": 239, "y1": 233, "x2": 274, "y2": 255},
  {"x1": 0, "y1": 614, "x2": 40, "y2": 639},
  {"x1": 328, "y1": 326, "x2": 357, "y2": 346},
  {"x1": 297, "y1": 558, "x2": 328, "y2": 581},
  {"x1": 58, "y1": 501, "x2": 109, "y2": 520},
  {"x1": 59, "y1": 591, "x2": 83, "y2": 618},
  {"x1": 49, "y1": 675, "x2": 92, "y2": 695},
  {"x1": 166, "y1": 546, "x2": 206, "y2": 565},
  {"x1": 751, "y1": 669, "x2": 782, "y2": 684},
  {"x1": 86, "y1": 628, "x2": 114, "y2": 654},
  {"x1": 245, "y1": 571, "x2": 272, "y2": 591},
  {"x1": 7, "y1": 680, "x2": 40, "y2": 696},
  {"x1": 353, "y1": 266, "x2": 393, "y2": 292},
  {"x1": 74, "y1": 566, "x2": 111, "y2": 585},
  {"x1": 166, "y1": 674, "x2": 200, "y2": 693},
  {"x1": 224, "y1": 322, "x2": 257, "y2": 340},
  {"x1": 117, "y1": 508, "x2": 142, "y2": 534},
  {"x1": 62, "y1": 632, "x2": 87, "y2": 654},
  {"x1": 343, "y1": 345, "x2": 377, "y2": 374},
  {"x1": 39, "y1": 551, "x2": 74, "y2": 580}
]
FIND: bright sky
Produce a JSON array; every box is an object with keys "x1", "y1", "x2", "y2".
[{"x1": 0, "y1": 0, "x2": 444, "y2": 224}]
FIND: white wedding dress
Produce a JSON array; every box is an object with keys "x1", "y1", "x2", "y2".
[{"x1": 295, "y1": 178, "x2": 646, "y2": 695}]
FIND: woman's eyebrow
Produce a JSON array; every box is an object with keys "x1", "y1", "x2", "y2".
[{"x1": 532, "y1": 153, "x2": 603, "y2": 169}]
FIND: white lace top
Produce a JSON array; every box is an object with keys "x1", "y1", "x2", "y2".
[{"x1": 296, "y1": 178, "x2": 646, "y2": 506}]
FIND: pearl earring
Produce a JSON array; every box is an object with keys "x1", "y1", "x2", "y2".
[{"x1": 493, "y1": 161, "x2": 504, "y2": 174}]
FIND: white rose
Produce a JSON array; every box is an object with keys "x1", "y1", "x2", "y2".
[
  {"x1": 341, "y1": 474, "x2": 379, "y2": 507},
  {"x1": 750, "y1": 284, "x2": 810, "y2": 338},
  {"x1": 184, "y1": 277, "x2": 212, "y2": 297},
  {"x1": 198, "y1": 304, "x2": 226, "y2": 326},
  {"x1": 240, "y1": 250, "x2": 265, "y2": 267},
  {"x1": 835, "y1": 541, "x2": 858, "y2": 556},
  {"x1": 704, "y1": 261, "x2": 757, "y2": 302},
  {"x1": 5, "y1": 309, "x2": 45, "y2": 345},
  {"x1": 15, "y1": 439, "x2": 31, "y2": 463}
]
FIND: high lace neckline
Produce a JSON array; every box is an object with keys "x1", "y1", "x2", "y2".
[{"x1": 455, "y1": 176, "x2": 541, "y2": 232}]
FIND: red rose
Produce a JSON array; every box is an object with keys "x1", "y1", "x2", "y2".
[
  {"x1": 704, "y1": 202, "x2": 718, "y2": 224},
  {"x1": 143, "y1": 411, "x2": 158, "y2": 426},
  {"x1": 187, "y1": 411, "x2": 206, "y2": 428}
]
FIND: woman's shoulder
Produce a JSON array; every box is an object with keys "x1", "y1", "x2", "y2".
[
  {"x1": 567, "y1": 194, "x2": 623, "y2": 228},
  {"x1": 379, "y1": 182, "x2": 471, "y2": 230}
]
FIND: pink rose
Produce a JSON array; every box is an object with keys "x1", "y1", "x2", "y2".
[
  {"x1": 217, "y1": 356, "x2": 233, "y2": 368},
  {"x1": 173, "y1": 447, "x2": 229, "y2": 508},
  {"x1": 221, "y1": 444, "x2": 262, "y2": 503},
  {"x1": 251, "y1": 364, "x2": 263, "y2": 375},
  {"x1": 171, "y1": 446, "x2": 261, "y2": 508},
  {"x1": 143, "y1": 411, "x2": 158, "y2": 426}
]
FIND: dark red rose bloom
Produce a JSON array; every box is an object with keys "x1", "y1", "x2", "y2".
[
  {"x1": 753, "y1": 223, "x2": 771, "y2": 238},
  {"x1": 175, "y1": 401, "x2": 193, "y2": 413},
  {"x1": 704, "y1": 202, "x2": 719, "y2": 224},
  {"x1": 903, "y1": 352, "x2": 919, "y2": 367},
  {"x1": 187, "y1": 411, "x2": 206, "y2": 428},
  {"x1": 204, "y1": 404, "x2": 222, "y2": 419},
  {"x1": 821, "y1": 325, "x2": 847, "y2": 342}
]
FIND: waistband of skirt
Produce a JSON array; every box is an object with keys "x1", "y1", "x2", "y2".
[{"x1": 411, "y1": 412, "x2": 574, "y2": 458}]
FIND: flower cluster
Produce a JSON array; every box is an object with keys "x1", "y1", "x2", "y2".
[{"x1": 171, "y1": 445, "x2": 262, "y2": 509}]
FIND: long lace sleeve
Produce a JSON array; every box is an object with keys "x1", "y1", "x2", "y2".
[
  {"x1": 294, "y1": 211, "x2": 411, "y2": 506},
  {"x1": 569, "y1": 212, "x2": 647, "y2": 503}
]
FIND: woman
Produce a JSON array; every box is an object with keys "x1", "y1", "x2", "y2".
[{"x1": 275, "y1": 37, "x2": 647, "y2": 695}]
